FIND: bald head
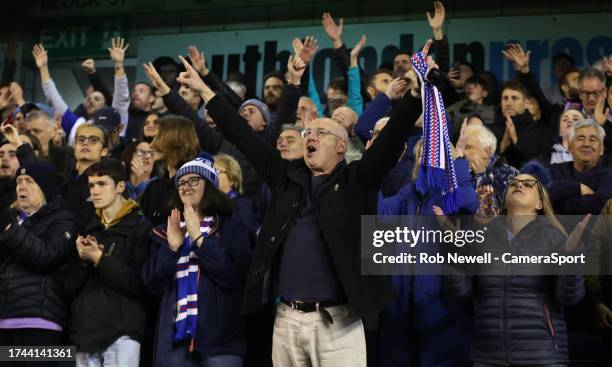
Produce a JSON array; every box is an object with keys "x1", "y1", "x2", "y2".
[{"x1": 296, "y1": 96, "x2": 319, "y2": 128}]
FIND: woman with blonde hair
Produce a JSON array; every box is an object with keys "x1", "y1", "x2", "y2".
[
  {"x1": 444, "y1": 161, "x2": 588, "y2": 367},
  {"x1": 214, "y1": 153, "x2": 255, "y2": 239}
]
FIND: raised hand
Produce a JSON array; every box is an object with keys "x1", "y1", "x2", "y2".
[
  {"x1": 600, "y1": 54, "x2": 612, "y2": 75},
  {"x1": 426, "y1": 1, "x2": 446, "y2": 40},
  {"x1": 1, "y1": 124, "x2": 23, "y2": 147},
  {"x1": 143, "y1": 62, "x2": 171, "y2": 96},
  {"x1": 183, "y1": 205, "x2": 203, "y2": 246},
  {"x1": 0, "y1": 87, "x2": 11, "y2": 110},
  {"x1": 81, "y1": 59, "x2": 96, "y2": 75},
  {"x1": 350, "y1": 35, "x2": 367, "y2": 67},
  {"x1": 384, "y1": 78, "x2": 408, "y2": 101},
  {"x1": 50, "y1": 114, "x2": 64, "y2": 147},
  {"x1": 292, "y1": 36, "x2": 319, "y2": 64},
  {"x1": 565, "y1": 214, "x2": 591, "y2": 252},
  {"x1": 321, "y1": 12, "x2": 344, "y2": 49},
  {"x1": 8, "y1": 82, "x2": 24, "y2": 107},
  {"x1": 502, "y1": 43, "x2": 530, "y2": 73},
  {"x1": 167, "y1": 208, "x2": 183, "y2": 252},
  {"x1": 594, "y1": 97, "x2": 610, "y2": 126},
  {"x1": 108, "y1": 36, "x2": 129, "y2": 65},
  {"x1": 32, "y1": 44, "x2": 48, "y2": 69},
  {"x1": 286, "y1": 55, "x2": 306, "y2": 85},
  {"x1": 177, "y1": 55, "x2": 216, "y2": 102},
  {"x1": 505, "y1": 113, "x2": 518, "y2": 144},
  {"x1": 187, "y1": 46, "x2": 208, "y2": 76}
]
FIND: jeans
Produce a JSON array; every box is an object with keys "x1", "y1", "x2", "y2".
[
  {"x1": 75, "y1": 335, "x2": 140, "y2": 367},
  {"x1": 166, "y1": 346, "x2": 243, "y2": 367}
]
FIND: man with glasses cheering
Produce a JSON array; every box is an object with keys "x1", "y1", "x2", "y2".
[
  {"x1": 60, "y1": 124, "x2": 109, "y2": 232},
  {"x1": 175, "y1": 38, "x2": 426, "y2": 364}
]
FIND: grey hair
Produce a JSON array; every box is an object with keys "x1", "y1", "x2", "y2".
[
  {"x1": 25, "y1": 110, "x2": 54, "y2": 128},
  {"x1": 464, "y1": 124, "x2": 497, "y2": 155},
  {"x1": 578, "y1": 68, "x2": 606, "y2": 85},
  {"x1": 280, "y1": 124, "x2": 303, "y2": 134},
  {"x1": 568, "y1": 119, "x2": 606, "y2": 142}
]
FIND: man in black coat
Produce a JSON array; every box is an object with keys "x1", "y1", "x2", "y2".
[
  {"x1": 176, "y1": 50, "x2": 422, "y2": 365},
  {"x1": 66, "y1": 159, "x2": 151, "y2": 366}
]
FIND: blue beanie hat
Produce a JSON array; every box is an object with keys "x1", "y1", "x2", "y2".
[
  {"x1": 15, "y1": 161, "x2": 60, "y2": 202},
  {"x1": 175, "y1": 152, "x2": 219, "y2": 188},
  {"x1": 239, "y1": 99, "x2": 271, "y2": 124},
  {"x1": 520, "y1": 160, "x2": 552, "y2": 187}
]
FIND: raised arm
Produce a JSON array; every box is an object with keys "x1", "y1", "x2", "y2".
[
  {"x1": 176, "y1": 55, "x2": 287, "y2": 189},
  {"x1": 503, "y1": 43, "x2": 554, "y2": 124},
  {"x1": 427, "y1": 1, "x2": 450, "y2": 72},
  {"x1": 188, "y1": 46, "x2": 243, "y2": 110},
  {"x1": 109, "y1": 37, "x2": 131, "y2": 132},
  {"x1": 81, "y1": 59, "x2": 112, "y2": 107},
  {"x1": 348, "y1": 35, "x2": 366, "y2": 115}
]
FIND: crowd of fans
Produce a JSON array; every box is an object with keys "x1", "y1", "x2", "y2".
[{"x1": 1, "y1": 2, "x2": 612, "y2": 366}]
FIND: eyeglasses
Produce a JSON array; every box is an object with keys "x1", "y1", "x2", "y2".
[
  {"x1": 135, "y1": 149, "x2": 155, "y2": 158},
  {"x1": 177, "y1": 176, "x2": 202, "y2": 188},
  {"x1": 369, "y1": 129, "x2": 381, "y2": 139},
  {"x1": 508, "y1": 178, "x2": 539, "y2": 189},
  {"x1": 301, "y1": 127, "x2": 345, "y2": 141},
  {"x1": 579, "y1": 89, "x2": 605, "y2": 99},
  {"x1": 76, "y1": 135, "x2": 103, "y2": 145}
]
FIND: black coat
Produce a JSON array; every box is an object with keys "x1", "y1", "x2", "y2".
[
  {"x1": 206, "y1": 92, "x2": 422, "y2": 318},
  {"x1": 140, "y1": 173, "x2": 177, "y2": 227},
  {"x1": 444, "y1": 217, "x2": 584, "y2": 366},
  {"x1": 66, "y1": 206, "x2": 152, "y2": 352},
  {"x1": 59, "y1": 171, "x2": 95, "y2": 234},
  {"x1": 0, "y1": 196, "x2": 76, "y2": 327}
]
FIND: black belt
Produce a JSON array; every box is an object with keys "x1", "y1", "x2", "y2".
[{"x1": 281, "y1": 300, "x2": 345, "y2": 324}]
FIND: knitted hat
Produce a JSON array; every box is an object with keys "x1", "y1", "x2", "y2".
[
  {"x1": 15, "y1": 161, "x2": 60, "y2": 202},
  {"x1": 239, "y1": 99, "x2": 271, "y2": 124},
  {"x1": 175, "y1": 153, "x2": 219, "y2": 188},
  {"x1": 520, "y1": 160, "x2": 552, "y2": 187}
]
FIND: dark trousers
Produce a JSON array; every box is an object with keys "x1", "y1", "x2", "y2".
[{"x1": 0, "y1": 328, "x2": 63, "y2": 367}]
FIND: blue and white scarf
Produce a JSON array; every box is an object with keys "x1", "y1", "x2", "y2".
[
  {"x1": 411, "y1": 51, "x2": 460, "y2": 213},
  {"x1": 174, "y1": 215, "x2": 217, "y2": 346}
]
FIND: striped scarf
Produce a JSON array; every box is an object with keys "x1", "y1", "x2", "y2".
[
  {"x1": 411, "y1": 51, "x2": 460, "y2": 213},
  {"x1": 174, "y1": 215, "x2": 217, "y2": 346}
]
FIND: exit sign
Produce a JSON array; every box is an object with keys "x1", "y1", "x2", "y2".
[{"x1": 39, "y1": 19, "x2": 130, "y2": 59}]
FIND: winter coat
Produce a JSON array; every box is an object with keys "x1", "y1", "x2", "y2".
[
  {"x1": 443, "y1": 217, "x2": 585, "y2": 366},
  {"x1": 548, "y1": 161, "x2": 612, "y2": 215},
  {"x1": 66, "y1": 205, "x2": 152, "y2": 352},
  {"x1": 206, "y1": 91, "x2": 422, "y2": 318},
  {"x1": 377, "y1": 158, "x2": 477, "y2": 367},
  {"x1": 141, "y1": 212, "x2": 251, "y2": 365},
  {"x1": 0, "y1": 196, "x2": 76, "y2": 327}
]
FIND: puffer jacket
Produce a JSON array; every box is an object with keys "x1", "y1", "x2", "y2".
[
  {"x1": 0, "y1": 195, "x2": 76, "y2": 327},
  {"x1": 444, "y1": 216, "x2": 585, "y2": 366}
]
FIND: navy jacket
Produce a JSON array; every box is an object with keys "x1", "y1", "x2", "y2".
[
  {"x1": 548, "y1": 161, "x2": 612, "y2": 214},
  {"x1": 377, "y1": 158, "x2": 477, "y2": 367},
  {"x1": 141, "y1": 212, "x2": 251, "y2": 365},
  {"x1": 443, "y1": 217, "x2": 584, "y2": 366}
]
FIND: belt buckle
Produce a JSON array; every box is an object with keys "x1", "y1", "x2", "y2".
[{"x1": 291, "y1": 300, "x2": 306, "y2": 313}]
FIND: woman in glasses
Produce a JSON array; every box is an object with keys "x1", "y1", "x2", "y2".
[
  {"x1": 444, "y1": 161, "x2": 587, "y2": 367},
  {"x1": 142, "y1": 153, "x2": 251, "y2": 367},
  {"x1": 121, "y1": 140, "x2": 157, "y2": 200}
]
